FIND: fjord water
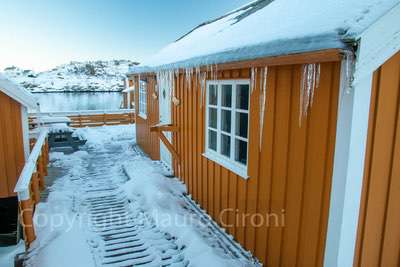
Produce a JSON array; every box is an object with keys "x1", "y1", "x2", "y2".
[{"x1": 34, "y1": 92, "x2": 123, "y2": 112}]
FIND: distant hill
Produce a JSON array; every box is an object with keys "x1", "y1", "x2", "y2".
[{"x1": 2, "y1": 60, "x2": 138, "y2": 93}]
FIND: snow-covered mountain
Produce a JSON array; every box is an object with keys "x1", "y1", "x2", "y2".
[{"x1": 2, "y1": 60, "x2": 138, "y2": 92}]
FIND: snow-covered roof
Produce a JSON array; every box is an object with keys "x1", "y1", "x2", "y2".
[
  {"x1": 0, "y1": 73, "x2": 37, "y2": 109},
  {"x1": 130, "y1": 0, "x2": 399, "y2": 73}
]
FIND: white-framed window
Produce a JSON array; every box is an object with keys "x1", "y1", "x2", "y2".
[
  {"x1": 204, "y1": 79, "x2": 250, "y2": 178},
  {"x1": 138, "y1": 80, "x2": 147, "y2": 119}
]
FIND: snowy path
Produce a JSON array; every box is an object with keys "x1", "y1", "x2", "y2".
[
  {"x1": 24, "y1": 125, "x2": 257, "y2": 267},
  {"x1": 79, "y1": 144, "x2": 188, "y2": 266}
]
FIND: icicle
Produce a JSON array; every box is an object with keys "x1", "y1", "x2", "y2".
[
  {"x1": 195, "y1": 66, "x2": 201, "y2": 91},
  {"x1": 156, "y1": 69, "x2": 176, "y2": 101},
  {"x1": 169, "y1": 69, "x2": 174, "y2": 98},
  {"x1": 191, "y1": 68, "x2": 195, "y2": 88},
  {"x1": 309, "y1": 64, "x2": 315, "y2": 106},
  {"x1": 250, "y1": 67, "x2": 257, "y2": 94},
  {"x1": 172, "y1": 69, "x2": 176, "y2": 98},
  {"x1": 259, "y1": 66, "x2": 268, "y2": 150},
  {"x1": 299, "y1": 65, "x2": 306, "y2": 124},
  {"x1": 299, "y1": 63, "x2": 321, "y2": 126},
  {"x1": 200, "y1": 72, "x2": 206, "y2": 108},
  {"x1": 343, "y1": 51, "x2": 355, "y2": 94},
  {"x1": 156, "y1": 71, "x2": 160, "y2": 95},
  {"x1": 185, "y1": 68, "x2": 188, "y2": 89},
  {"x1": 316, "y1": 63, "x2": 321, "y2": 89},
  {"x1": 185, "y1": 67, "x2": 194, "y2": 91}
]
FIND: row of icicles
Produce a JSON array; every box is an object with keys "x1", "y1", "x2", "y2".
[{"x1": 152, "y1": 56, "x2": 353, "y2": 151}]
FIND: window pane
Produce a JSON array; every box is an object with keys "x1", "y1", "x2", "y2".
[
  {"x1": 235, "y1": 112, "x2": 248, "y2": 138},
  {"x1": 209, "y1": 84, "x2": 218, "y2": 105},
  {"x1": 221, "y1": 134, "x2": 231, "y2": 157},
  {"x1": 235, "y1": 139, "x2": 247, "y2": 165},
  {"x1": 236, "y1": 84, "x2": 249, "y2": 110},
  {"x1": 221, "y1": 110, "x2": 231, "y2": 133},
  {"x1": 221, "y1": 84, "x2": 232, "y2": 107},
  {"x1": 208, "y1": 130, "x2": 217, "y2": 151},
  {"x1": 208, "y1": 108, "x2": 217, "y2": 129}
]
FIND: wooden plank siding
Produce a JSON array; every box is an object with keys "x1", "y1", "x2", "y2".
[
  {"x1": 354, "y1": 51, "x2": 400, "y2": 267},
  {"x1": 130, "y1": 60, "x2": 341, "y2": 266},
  {"x1": 134, "y1": 76, "x2": 160, "y2": 160},
  {"x1": 0, "y1": 91, "x2": 26, "y2": 198}
]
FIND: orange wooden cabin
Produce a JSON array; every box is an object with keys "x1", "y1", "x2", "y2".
[
  {"x1": 127, "y1": 1, "x2": 400, "y2": 266},
  {"x1": 0, "y1": 74, "x2": 38, "y2": 245}
]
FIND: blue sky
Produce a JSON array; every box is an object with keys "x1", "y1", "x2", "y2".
[{"x1": 0, "y1": 0, "x2": 249, "y2": 71}]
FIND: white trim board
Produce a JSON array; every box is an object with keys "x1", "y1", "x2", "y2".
[
  {"x1": 204, "y1": 79, "x2": 250, "y2": 179},
  {"x1": 324, "y1": 5, "x2": 400, "y2": 265},
  {"x1": 20, "y1": 106, "x2": 31, "y2": 160},
  {"x1": 324, "y1": 70, "x2": 373, "y2": 267},
  {"x1": 353, "y1": 3, "x2": 400, "y2": 85}
]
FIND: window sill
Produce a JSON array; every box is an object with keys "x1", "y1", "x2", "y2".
[
  {"x1": 202, "y1": 152, "x2": 249, "y2": 179},
  {"x1": 138, "y1": 113, "x2": 147, "y2": 120}
]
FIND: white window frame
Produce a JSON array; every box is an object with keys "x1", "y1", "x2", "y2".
[
  {"x1": 203, "y1": 79, "x2": 250, "y2": 178},
  {"x1": 138, "y1": 80, "x2": 147, "y2": 119}
]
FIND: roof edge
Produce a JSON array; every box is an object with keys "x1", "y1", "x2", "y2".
[
  {"x1": 128, "y1": 33, "x2": 351, "y2": 75},
  {"x1": 0, "y1": 75, "x2": 38, "y2": 109}
]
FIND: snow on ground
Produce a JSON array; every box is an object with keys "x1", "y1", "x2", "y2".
[
  {"x1": 123, "y1": 159, "x2": 246, "y2": 266},
  {"x1": 25, "y1": 141, "x2": 94, "y2": 267},
  {"x1": 72, "y1": 124, "x2": 134, "y2": 151},
  {"x1": 24, "y1": 124, "x2": 252, "y2": 267}
]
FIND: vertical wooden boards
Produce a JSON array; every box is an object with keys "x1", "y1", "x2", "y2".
[
  {"x1": 134, "y1": 76, "x2": 160, "y2": 160},
  {"x1": 0, "y1": 92, "x2": 9, "y2": 198},
  {"x1": 355, "y1": 51, "x2": 400, "y2": 267},
  {"x1": 0, "y1": 92, "x2": 25, "y2": 197},
  {"x1": 133, "y1": 61, "x2": 341, "y2": 266}
]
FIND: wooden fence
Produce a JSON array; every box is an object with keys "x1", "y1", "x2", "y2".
[
  {"x1": 14, "y1": 129, "x2": 49, "y2": 246},
  {"x1": 29, "y1": 109, "x2": 135, "y2": 128}
]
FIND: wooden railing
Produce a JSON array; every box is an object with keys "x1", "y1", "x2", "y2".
[
  {"x1": 150, "y1": 123, "x2": 180, "y2": 162},
  {"x1": 29, "y1": 109, "x2": 135, "y2": 128},
  {"x1": 14, "y1": 129, "x2": 49, "y2": 246}
]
